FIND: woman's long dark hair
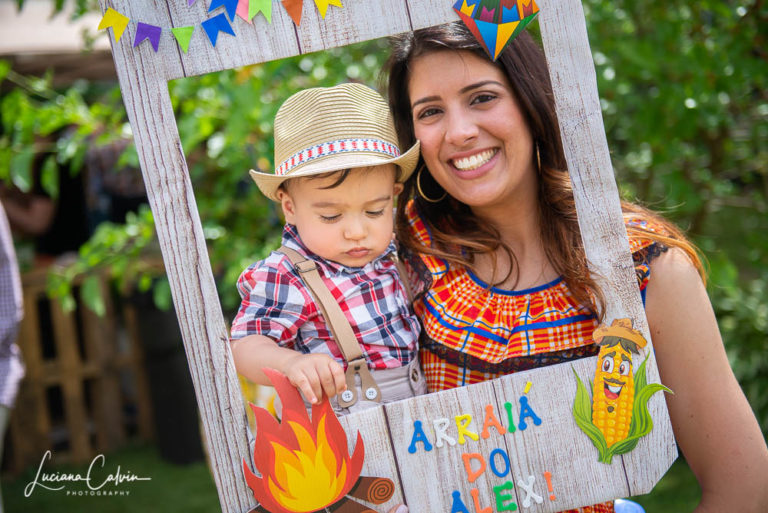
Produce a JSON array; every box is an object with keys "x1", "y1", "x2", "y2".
[{"x1": 385, "y1": 21, "x2": 703, "y2": 319}]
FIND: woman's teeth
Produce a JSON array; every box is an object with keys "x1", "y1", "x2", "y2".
[{"x1": 452, "y1": 149, "x2": 496, "y2": 170}]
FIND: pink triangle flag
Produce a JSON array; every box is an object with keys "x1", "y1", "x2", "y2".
[{"x1": 236, "y1": 0, "x2": 251, "y2": 22}]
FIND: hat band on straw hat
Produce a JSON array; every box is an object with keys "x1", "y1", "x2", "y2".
[{"x1": 277, "y1": 138, "x2": 401, "y2": 176}]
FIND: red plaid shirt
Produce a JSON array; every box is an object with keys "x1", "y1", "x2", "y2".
[{"x1": 231, "y1": 224, "x2": 420, "y2": 370}]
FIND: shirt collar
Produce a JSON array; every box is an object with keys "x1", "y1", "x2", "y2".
[{"x1": 281, "y1": 224, "x2": 396, "y2": 277}]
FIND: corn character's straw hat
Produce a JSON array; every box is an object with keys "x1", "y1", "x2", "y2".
[
  {"x1": 593, "y1": 318, "x2": 648, "y2": 349},
  {"x1": 250, "y1": 83, "x2": 420, "y2": 201}
]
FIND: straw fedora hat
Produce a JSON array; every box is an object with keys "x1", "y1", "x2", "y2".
[{"x1": 250, "y1": 82, "x2": 420, "y2": 201}]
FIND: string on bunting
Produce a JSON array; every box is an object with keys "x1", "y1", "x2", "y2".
[{"x1": 97, "y1": 0, "x2": 345, "y2": 53}]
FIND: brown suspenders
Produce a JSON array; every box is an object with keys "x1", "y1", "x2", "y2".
[{"x1": 280, "y1": 246, "x2": 411, "y2": 408}]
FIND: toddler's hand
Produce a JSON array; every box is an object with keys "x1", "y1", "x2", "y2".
[{"x1": 283, "y1": 353, "x2": 346, "y2": 404}]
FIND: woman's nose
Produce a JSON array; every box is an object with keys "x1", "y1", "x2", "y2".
[{"x1": 445, "y1": 109, "x2": 479, "y2": 146}]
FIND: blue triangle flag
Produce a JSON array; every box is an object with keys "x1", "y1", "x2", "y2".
[
  {"x1": 201, "y1": 13, "x2": 235, "y2": 47},
  {"x1": 208, "y1": 0, "x2": 239, "y2": 21}
]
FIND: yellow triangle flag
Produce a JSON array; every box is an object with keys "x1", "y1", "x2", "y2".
[
  {"x1": 313, "y1": 0, "x2": 343, "y2": 18},
  {"x1": 98, "y1": 7, "x2": 130, "y2": 42},
  {"x1": 495, "y1": 20, "x2": 521, "y2": 60}
]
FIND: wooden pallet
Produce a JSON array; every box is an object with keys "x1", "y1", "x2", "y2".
[{"x1": 5, "y1": 267, "x2": 154, "y2": 472}]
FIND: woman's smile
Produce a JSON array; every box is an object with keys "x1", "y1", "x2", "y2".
[{"x1": 450, "y1": 148, "x2": 498, "y2": 171}]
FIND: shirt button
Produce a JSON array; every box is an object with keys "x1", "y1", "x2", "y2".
[
  {"x1": 341, "y1": 390, "x2": 354, "y2": 403},
  {"x1": 365, "y1": 388, "x2": 378, "y2": 400}
]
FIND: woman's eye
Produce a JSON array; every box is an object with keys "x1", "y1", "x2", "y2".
[
  {"x1": 471, "y1": 93, "x2": 497, "y2": 105},
  {"x1": 416, "y1": 107, "x2": 441, "y2": 120},
  {"x1": 320, "y1": 214, "x2": 341, "y2": 222},
  {"x1": 366, "y1": 209, "x2": 385, "y2": 218}
]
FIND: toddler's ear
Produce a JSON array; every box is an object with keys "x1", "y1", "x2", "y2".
[
  {"x1": 278, "y1": 189, "x2": 296, "y2": 222},
  {"x1": 394, "y1": 182, "x2": 404, "y2": 195}
]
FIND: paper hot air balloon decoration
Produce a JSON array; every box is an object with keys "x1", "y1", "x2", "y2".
[{"x1": 453, "y1": 0, "x2": 540, "y2": 61}]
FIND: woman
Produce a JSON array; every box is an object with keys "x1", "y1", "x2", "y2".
[{"x1": 385, "y1": 22, "x2": 768, "y2": 512}]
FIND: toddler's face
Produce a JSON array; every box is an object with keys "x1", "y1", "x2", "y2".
[{"x1": 279, "y1": 164, "x2": 402, "y2": 268}]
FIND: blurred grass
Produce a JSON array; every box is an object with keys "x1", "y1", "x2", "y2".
[
  {"x1": 3, "y1": 442, "x2": 219, "y2": 513},
  {"x1": 3, "y1": 442, "x2": 700, "y2": 512}
]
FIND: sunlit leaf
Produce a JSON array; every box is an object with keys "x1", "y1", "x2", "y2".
[
  {"x1": 40, "y1": 155, "x2": 59, "y2": 198},
  {"x1": 10, "y1": 146, "x2": 35, "y2": 192},
  {"x1": 81, "y1": 275, "x2": 106, "y2": 317}
]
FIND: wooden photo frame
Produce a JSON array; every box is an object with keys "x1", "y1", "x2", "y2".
[{"x1": 100, "y1": 1, "x2": 676, "y2": 511}]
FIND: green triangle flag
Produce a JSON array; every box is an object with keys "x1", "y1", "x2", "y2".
[
  {"x1": 171, "y1": 26, "x2": 195, "y2": 53},
  {"x1": 249, "y1": 0, "x2": 273, "y2": 23}
]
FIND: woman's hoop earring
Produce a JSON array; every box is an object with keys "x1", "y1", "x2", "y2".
[
  {"x1": 535, "y1": 143, "x2": 542, "y2": 172},
  {"x1": 416, "y1": 166, "x2": 447, "y2": 203}
]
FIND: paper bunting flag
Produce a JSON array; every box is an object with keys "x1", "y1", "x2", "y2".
[
  {"x1": 201, "y1": 12, "x2": 236, "y2": 46},
  {"x1": 454, "y1": 0, "x2": 540, "y2": 61},
  {"x1": 171, "y1": 26, "x2": 195, "y2": 53},
  {"x1": 134, "y1": 22, "x2": 162, "y2": 52},
  {"x1": 209, "y1": 0, "x2": 239, "y2": 21},
  {"x1": 282, "y1": 0, "x2": 303, "y2": 25},
  {"x1": 97, "y1": 7, "x2": 130, "y2": 42},
  {"x1": 236, "y1": 0, "x2": 250, "y2": 22},
  {"x1": 313, "y1": 0, "x2": 343, "y2": 18},
  {"x1": 250, "y1": 0, "x2": 273, "y2": 23},
  {"x1": 188, "y1": 0, "x2": 197, "y2": 5}
]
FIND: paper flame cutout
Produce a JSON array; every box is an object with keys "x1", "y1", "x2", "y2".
[{"x1": 243, "y1": 369, "x2": 365, "y2": 513}]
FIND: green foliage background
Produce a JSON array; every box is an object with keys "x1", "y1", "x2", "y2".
[{"x1": 2, "y1": 0, "x2": 766, "y2": 441}]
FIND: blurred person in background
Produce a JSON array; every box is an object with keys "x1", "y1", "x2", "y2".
[{"x1": 0, "y1": 200, "x2": 24, "y2": 513}]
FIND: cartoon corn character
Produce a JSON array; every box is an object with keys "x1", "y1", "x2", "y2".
[
  {"x1": 572, "y1": 318, "x2": 669, "y2": 463},
  {"x1": 591, "y1": 318, "x2": 647, "y2": 447}
]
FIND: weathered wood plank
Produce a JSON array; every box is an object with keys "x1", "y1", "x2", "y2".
[
  {"x1": 295, "y1": 0, "x2": 412, "y2": 55},
  {"x1": 406, "y1": 0, "x2": 458, "y2": 30},
  {"x1": 339, "y1": 407, "x2": 405, "y2": 512},
  {"x1": 493, "y1": 360, "x2": 629, "y2": 512},
  {"x1": 537, "y1": 0, "x2": 676, "y2": 493},
  {"x1": 100, "y1": 0, "x2": 185, "y2": 81},
  {"x1": 385, "y1": 382, "x2": 508, "y2": 512},
  {"x1": 50, "y1": 295, "x2": 92, "y2": 462},
  {"x1": 165, "y1": 0, "x2": 300, "y2": 79},
  {"x1": 81, "y1": 275, "x2": 125, "y2": 452},
  {"x1": 101, "y1": 2, "x2": 255, "y2": 511}
]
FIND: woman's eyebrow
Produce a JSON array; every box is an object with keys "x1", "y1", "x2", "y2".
[
  {"x1": 459, "y1": 80, "x2": 505, "y2": 93},
  {"x1": 411, "y1": 95, "x2": 440, "y2": 109},
  {"x1": 411, "y1": 80, "x2": 505, "y2": 109}
]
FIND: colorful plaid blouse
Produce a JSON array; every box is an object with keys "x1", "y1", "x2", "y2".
[
  {"x1": 231, "y1": 224, "x2": 420, "y2": 370},
  {"x1": 403, "y1": 201, "x2": 664, "y2": 392},
  {"x1": 403, "y1": 204, "x2": 666, "y2": 513}
]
